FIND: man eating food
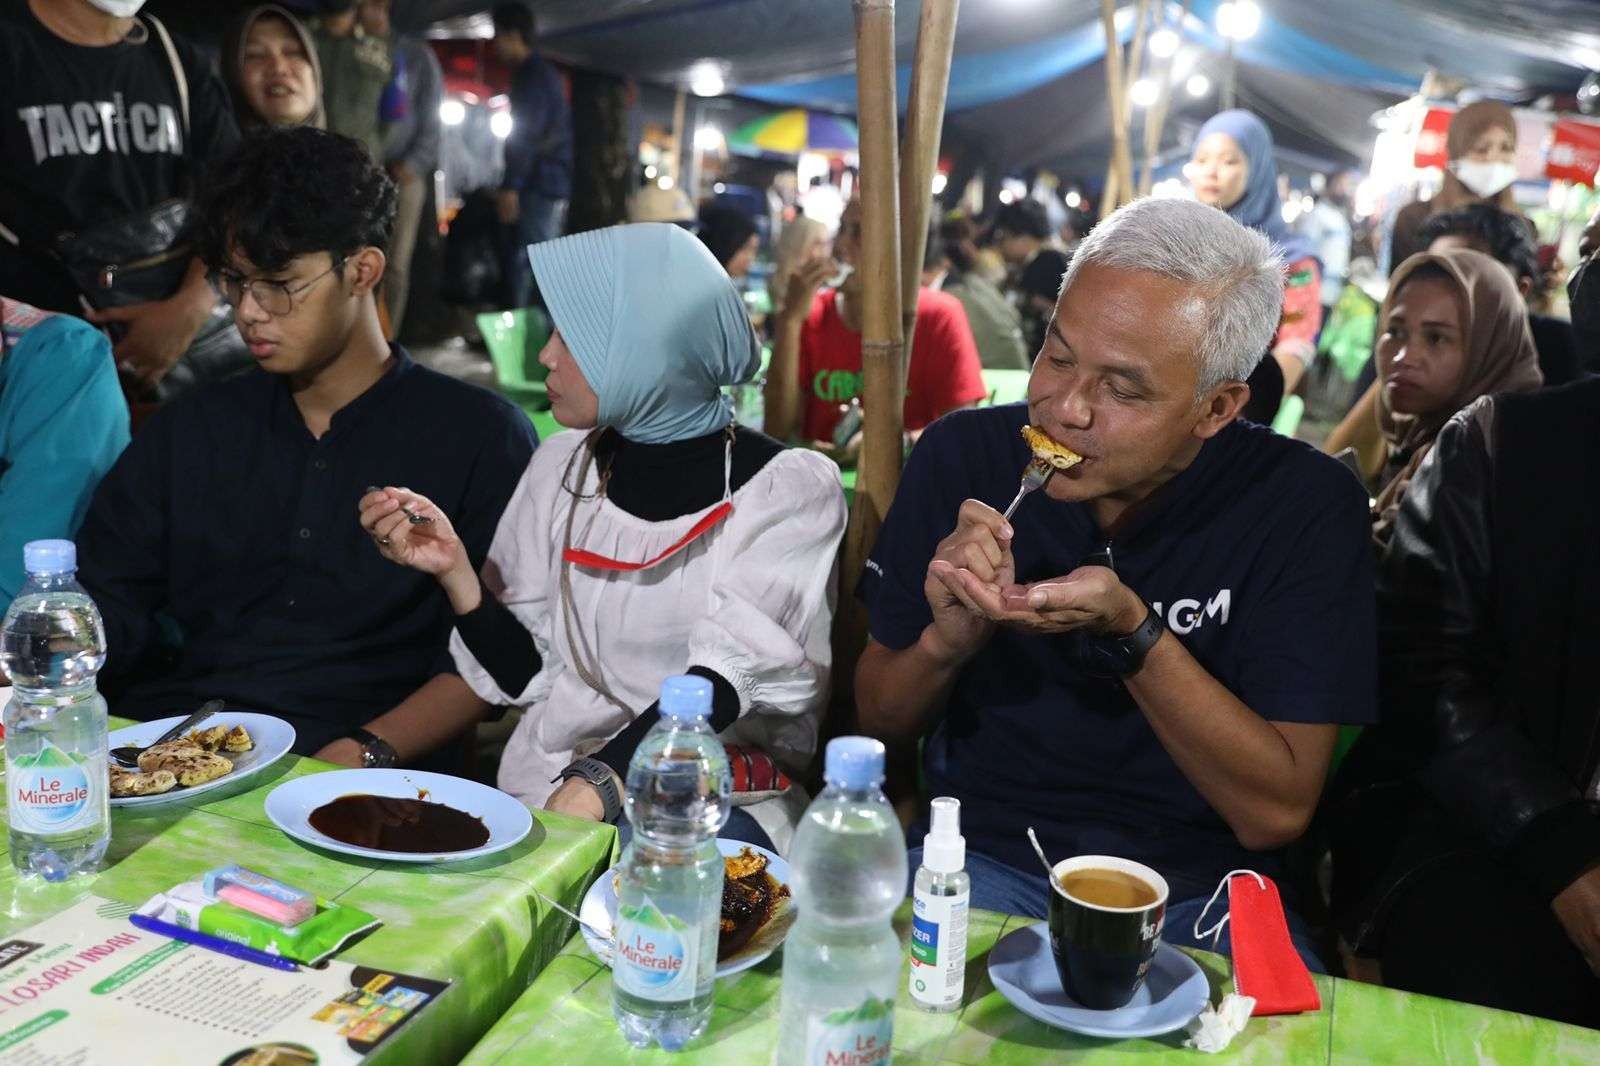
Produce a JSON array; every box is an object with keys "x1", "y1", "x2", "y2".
[{"x1": 856, "y1": 198, "x2": 1377, "y2": 967}]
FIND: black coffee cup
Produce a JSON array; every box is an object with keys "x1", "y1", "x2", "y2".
[{"x1": 1047, "y1": 855, "x2": 1168, "y2": 1010}]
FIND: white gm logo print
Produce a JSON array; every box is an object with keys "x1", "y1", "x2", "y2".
[{"x1": 1150, "y1": 590, "x2": 1230, "y2": 636}]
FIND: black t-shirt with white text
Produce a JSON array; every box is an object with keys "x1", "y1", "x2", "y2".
[
  {"x1": 861, "y1": 404, "x2": 1379, "y2": 904},
  {"x1": 0, "y1": 8, "x2": 239, "y2": 312}
]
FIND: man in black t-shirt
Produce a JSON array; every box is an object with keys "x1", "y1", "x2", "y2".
[
  {"x1": 0, "y1": 0, "x2": 238, "y2": 391},
  {"x1": 858, "y1": 198, "x2": 1377, "y2": 967},
  {"x1": 990, "y1": 198, "x2": 1070, "y2": 357}
]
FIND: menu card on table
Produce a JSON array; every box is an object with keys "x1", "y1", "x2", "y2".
[{"x1": 0, "y1": 896, "x2": 448, "y2": 1064}]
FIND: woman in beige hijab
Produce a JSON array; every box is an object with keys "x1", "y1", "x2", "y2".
[
  {"x1": 1371, "y1": 247, "x2": 1543, "y2": 546},
  {"x1": 767, "y1": 216, "x2": 831, "y2": 320}
]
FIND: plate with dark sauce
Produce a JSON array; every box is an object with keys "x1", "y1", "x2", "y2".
[{"x1": 264, "y1": 769, "x2": 534, "y2": 862}]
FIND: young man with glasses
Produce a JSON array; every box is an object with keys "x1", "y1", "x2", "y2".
[{"x1": 74, "y1": 127, "x2": 536, "y2": 770}]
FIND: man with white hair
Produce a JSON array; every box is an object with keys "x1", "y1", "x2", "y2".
[{"x1": 857, "y1": 197, "x2": 1377, "y2": 964}]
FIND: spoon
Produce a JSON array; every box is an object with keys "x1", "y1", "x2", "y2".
[
  {"x1": 1027, "y1": 826, "x2": 1056, "y2": 881},
  {"x1": 111, "y1": 699, "x2": 224, "y2": 769}
]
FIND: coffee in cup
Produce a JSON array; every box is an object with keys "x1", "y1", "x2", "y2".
[{"x1": 1047, "y1": 855, "x2": 1168, "y2": 1010}]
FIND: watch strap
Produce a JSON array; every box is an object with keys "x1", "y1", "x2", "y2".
[
  {"x1": 1115, "y1": 602, "x2": 1166, "y2": 676},
  {"x1": 557, "y1": 756, "x2": 624, "y2": 823},
  {"x1": 347, "y1": 727, "x2": 398, "y2": 768}
]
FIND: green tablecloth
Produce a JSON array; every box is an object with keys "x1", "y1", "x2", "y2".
[
  {"x1": 462, "y1": 905, "x2": 1600, "y2": 1065},
  {"x1": 0, "y1": 726, "x2": 619, "y2": 1065}
]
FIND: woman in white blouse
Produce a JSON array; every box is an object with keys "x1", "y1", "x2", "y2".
[{"x1": 360, "y1": 223, "x2": 846, "y2": 852}]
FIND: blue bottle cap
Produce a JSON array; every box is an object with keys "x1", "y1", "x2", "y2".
[
  {"x1": 659, "y1": 674, "x2": 713, "y2": 721},
  {"x1": 22, "y1": 540, "x2": 75, "y2": 575},
  {"x1": 824, "y1": 736, "x2": 885, "y2": 789}
]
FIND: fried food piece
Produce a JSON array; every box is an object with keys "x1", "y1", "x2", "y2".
[
  {"x1": 718, "y1": 847, "x2": 790, "y2": 960},
  {"x1": 109, "y1": 766, "x2": 178, "y2": 797},
  {"x1": 170, "y1": 751, "x2": 233, "y2": 788},
  {"x1": 137, "y1": 739, "x2": 202, "y2": 774},
  {"x1": 138, "y1": 739, "x2": 233, "y2": 786},
  {"x1": 223, "y1": 724, "x2": 254, "y2": 753},
  {"x1": 723, "y1": 847, "x2": 768, "y2": 882},
  {"x1": 186, "y1": 725, "x2": 230, "y2": 751},
  {"x1": 1021, "y1": 425, "x2": 1084, "y2": 471}
]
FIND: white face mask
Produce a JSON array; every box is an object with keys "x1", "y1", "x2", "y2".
[
  {"x1": 84, "y1": 0, "x2": 147, "y2": 16},
  {"x1": 1451, "y1": 159, "x2": 1518, "y2": 199}
]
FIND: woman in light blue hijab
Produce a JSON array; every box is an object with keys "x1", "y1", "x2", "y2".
[
  {"x1": 365, "y1": 223, "x2": 846, "y2": 851},
  {"x1": 532, "y1": 221, "x2": 761, "y2": 442}
]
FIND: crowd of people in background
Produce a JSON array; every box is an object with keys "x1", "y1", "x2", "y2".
[{"x1": 5, "y1": 0, "x2": 1600, "y2": 1038}]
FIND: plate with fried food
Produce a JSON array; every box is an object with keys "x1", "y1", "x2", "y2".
[
  {"x1": 580, "y1": 838, "x2": 795, "y2": 978},
  {"x1": 107, "y1": 712, "x2": 296, "y2": 807}
]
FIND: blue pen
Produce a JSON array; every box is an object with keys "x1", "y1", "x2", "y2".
[{"x1": 128, "y1": 911, "x2": 300, "y2": 972}]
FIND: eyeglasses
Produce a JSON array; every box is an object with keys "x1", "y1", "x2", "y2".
[{"x1": 210, "y1": 258, "x2": 346, "y2": 317}]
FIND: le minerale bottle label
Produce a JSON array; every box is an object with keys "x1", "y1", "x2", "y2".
[
  {"x1": 8, "y1": 741, "x2": 97, "y2": 835},
  {"x1": 805, "y1": 995, "x2": 893, "y2": 1066},
  {"x1": 613, "y1": 897, "x2": 697, "y2": 1001}
]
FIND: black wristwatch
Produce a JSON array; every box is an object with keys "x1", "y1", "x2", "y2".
[
  {"x1": 347, "y1": 728, "x2": 399, "y2": 769},
  {"x1": 555, "y1": 757, "x2": 624, "y2": 824},
  {"x1": 1080, "y1": 602, "x2": 1167, "y2": 678}
]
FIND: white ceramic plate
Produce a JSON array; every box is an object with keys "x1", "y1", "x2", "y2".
[
  {"x1": 264, "y1": 768, "x2": 533, "y2": 863},
  {"x1": 108, "y1": 712, "x2": 296, "y2": 808},
  {"x1": 580, "y1": 838, "x2": 795, "y2": 978}
]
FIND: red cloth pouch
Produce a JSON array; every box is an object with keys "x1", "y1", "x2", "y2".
[{"x1": 1192, "y1": 870, "x2": 1321, "y2": 1016}]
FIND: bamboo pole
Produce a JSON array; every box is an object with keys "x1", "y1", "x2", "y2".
[
  {"x1": 898, "y1": 0, "x2": 961, "y2": 352},
  {"x1": 668, "y1": 89, "x2": 687, "y2": 184},
  {"x1": 1099, "y1": 0, "x2": 1135, "y2": 217},
  {"x1": 1122, "y1": 0, "x2": 1151, "y2": 131},
  {"x1": 1139, "y1": 1, "x2": 1189, "y2": 196},
  {"x1": 827, "y1": 0, "x2": 905, "y2": 734},
  {"x1": 842, "y1": 0, "x2": 904, "y2": 588}
]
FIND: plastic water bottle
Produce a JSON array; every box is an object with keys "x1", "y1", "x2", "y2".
[
  {"x1": 777, "y1": 737, "x2": 908, "y2": 1066},
  {"x1": 0, "y1": 541, "x2": 110, "y2": 881},
  {"x1": 612, "y1": 675, "x2": 731, "y2": 1051},
  {"x1": 909, "y1": 797, "x2": 970, "y2": 1012}
]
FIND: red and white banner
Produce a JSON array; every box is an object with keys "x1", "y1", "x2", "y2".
[{"x1": 1547, "y1": 118, "x2": 1600, "y2": 185}]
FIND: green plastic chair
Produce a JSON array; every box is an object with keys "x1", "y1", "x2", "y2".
[
  {"x1": 476, "y1": 308, "x2": 552, "y2": 415},
  {"x1": 981, "y1": 368, "x2": 1031, "y2": 407}
]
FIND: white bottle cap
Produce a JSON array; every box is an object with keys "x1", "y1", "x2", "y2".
[{"x1": 921, "y1": 796, "x2": 965, "y2": 874}]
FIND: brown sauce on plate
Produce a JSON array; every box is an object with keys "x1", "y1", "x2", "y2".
[{"x1": 308, "y1": 793, "x2": 489, "y2": 853}]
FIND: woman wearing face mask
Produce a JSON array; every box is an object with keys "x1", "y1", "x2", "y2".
[
  {"x1": 360, "y1": 223, "x2": 846, "y2": 853},
  {"x1": 1188, "y1": 109, "x2": 1323, "y2": 411},
  {"x1": 222, "y1": 6, "x2": 326, "y2": 131},
  {"x1": 1388, "y1": 101, "x2": 1528, "y2": 276},
  {"x1": 1370, "y1": 247, "x2": 1542, "y2": 548}
]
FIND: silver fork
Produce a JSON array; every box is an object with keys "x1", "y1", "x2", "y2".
[
  {"x1": 1002, "y1": 458, "x2": 1055, "y2": 521},
  {"x1": 365, "y1": 485, "x2": 433, "y2": 525}
]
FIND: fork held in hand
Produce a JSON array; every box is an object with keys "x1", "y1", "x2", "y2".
[
  {"x1": 365, "y1": 485, "x2": 434, "y2": 525},
  {"x1": 1001, "y1": 458, "x2": 1055, "y2": 522}
]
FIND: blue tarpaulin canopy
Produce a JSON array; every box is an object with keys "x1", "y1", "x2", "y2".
[{"x1": 397, "y1": 0, "x2": 1599, "y2": 179}]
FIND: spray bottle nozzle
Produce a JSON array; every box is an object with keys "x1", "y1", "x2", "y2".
[{"x1": 921, "y1": 796, "x2": 965, "y2": 874}]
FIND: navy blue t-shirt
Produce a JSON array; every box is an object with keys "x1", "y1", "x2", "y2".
[{"x1": 861, "y1": 404, "x2": 1378, "y2": 903}]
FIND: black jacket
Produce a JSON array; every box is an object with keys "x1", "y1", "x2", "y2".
[{"x1": 1334, "y1": 379, "x2": 1600, "y2": 947}]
